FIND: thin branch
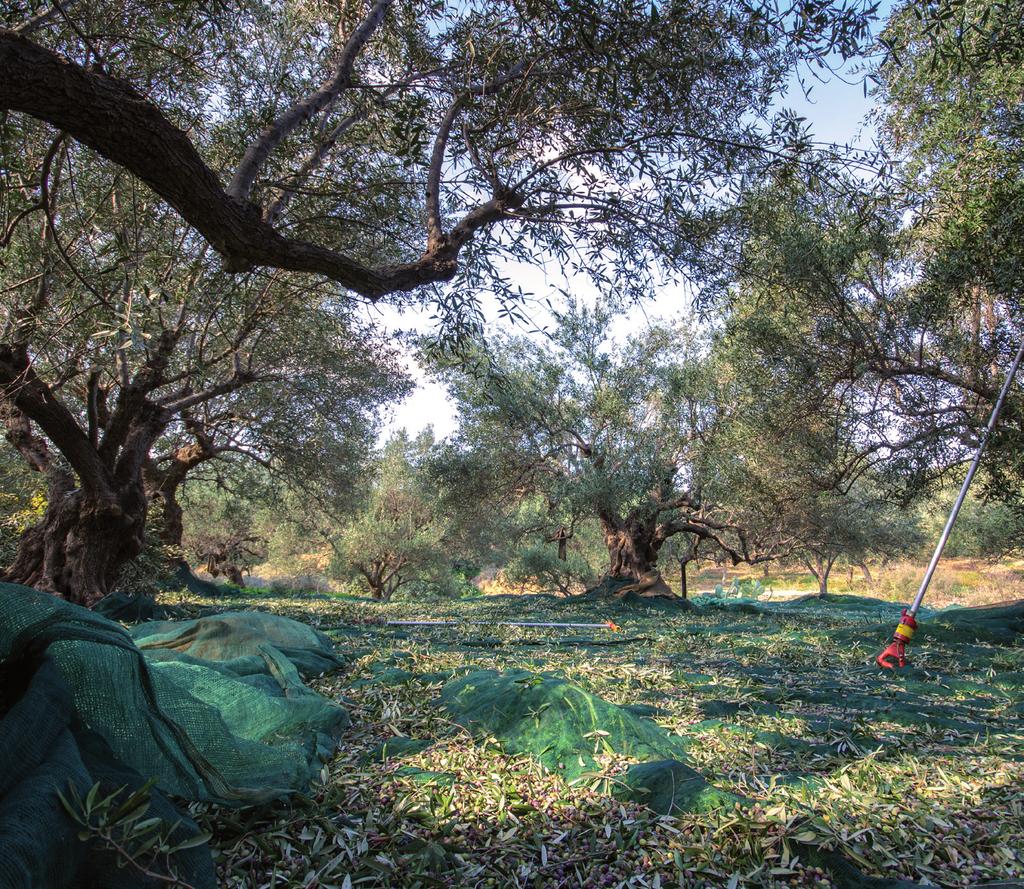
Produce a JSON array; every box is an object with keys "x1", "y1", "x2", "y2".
[
  {"x1": 227, "y1": 0, "x2": 394, "y2": 200},
  {"x1": 11, "y1": 0, "x2": 83, "y2": 34}
]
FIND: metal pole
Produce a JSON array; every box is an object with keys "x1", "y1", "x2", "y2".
[
  {"x1": 386, "y1": 620, "x2": 620, "y2": 629},
  {"x1": 908, "y1": 336, "x2": 1024, "y2": 617}
]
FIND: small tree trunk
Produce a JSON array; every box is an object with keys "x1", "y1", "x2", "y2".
[
  {"x1": 359, "y1": 562, "x2": 388, "y2": 600},
  {"x1": 804, "y1": 557, "x2": 823, "y2": 595},
  {"x1": 811, "y1": 556, "x2": 836, "y2": 597},
  {"x1": 859, "y1": 561, "x2": 873, "y2": 583},
  {"x1": 679, "y1": 560, "x2": 688, "y2": 599},
  {"x1": 224, "y1": 565, "x2": 245, "y2": 587}
]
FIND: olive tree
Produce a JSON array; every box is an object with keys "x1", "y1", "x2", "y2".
[
  {"x1": 144, "y1": 317, "x2": 409, "y2": 551},
  {"x1": 0, "y1": 0, "x2": 878, "y2": 604},
  {"x1": 334, "y1": 430, "x2": 450, "y2": 601},
  {"x1": 432, "y1": 303, "x2": 789, "y2": 597}
]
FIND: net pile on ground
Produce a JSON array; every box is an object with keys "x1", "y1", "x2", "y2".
[{"x1": 0, "y1": 582, "x2": 349, "y2": 889}]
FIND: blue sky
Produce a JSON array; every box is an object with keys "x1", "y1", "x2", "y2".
[{"x1": 379, "y1": 28, "x2": 889, "y2": 441}]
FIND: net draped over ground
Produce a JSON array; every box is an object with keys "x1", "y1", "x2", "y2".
[{"x1": 0, "y1": 583, "x2": 349, "y2": 889}]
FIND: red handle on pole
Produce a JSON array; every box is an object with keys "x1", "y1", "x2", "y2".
[{"x1": 877, "y1": 609, "x2": 917, "y2": 669}]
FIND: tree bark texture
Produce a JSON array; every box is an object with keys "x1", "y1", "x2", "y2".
[
  {"x1": 4, "y1": 471, "x2": 146, "y2": 606},
  {"x1": 599, "y1": 515, "x2": 675, "y2": 598}
]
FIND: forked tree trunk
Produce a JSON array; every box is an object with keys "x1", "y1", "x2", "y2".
[
  {"x1": 359, "y1": 559, "x2": 403, "y2": 601},
  {"x1": 805, "y1": 555, "x2": 836, "y2": 597},
  {"x1": 4, "y1": 473, "x2": 147, "y2": 607}
]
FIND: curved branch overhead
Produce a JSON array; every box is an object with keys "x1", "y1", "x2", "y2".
[
  {"x1": 1, "y1": 0, "x2": 878, "y2": 302},
  {"x1": 0, "y1": 29, "x2": 510, "y2": 299}
]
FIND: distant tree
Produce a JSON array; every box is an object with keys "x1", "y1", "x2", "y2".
[
  {"x1": 181, "y1": 479, "x2": 269, "y2": 587},
  {"x1": 433, "y1": 303, "x2": 789, "y2": 598},
  {"x1": 0, "y1": 441, "x2": 47, "y2": 567},
  {"x1": 785, "y1": 484, "x2": 923, "y2": 596},
  {"x1": 659, "y1": 533, "x2": 704, "y2": 599},
  {"x1": 502, "y1": 517, "x2": 605, "y2": 596},
  {"x1": 334, "y1": 431, "x2": 450, "y2": 601},
  {"x1": 921, "y1": 483, "x2": 1024, "y2": 561}
]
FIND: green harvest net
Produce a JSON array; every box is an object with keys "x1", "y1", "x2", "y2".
[
  {"x1": 435, "y1": 661, "x2": 1000, "y2": 888},
  {"x1": 440, "y1": 668, "x2": 693, "y2": 779},
  {"x1": 0, "y1": 583, "x2": 349, "y2": 889},
  {"x1": 440, "y1": 669, "x2": 742, "y2": 813}
]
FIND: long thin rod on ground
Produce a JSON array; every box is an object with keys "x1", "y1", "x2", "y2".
[
  {"x1": 386, "y1": 620, "x2": 617, "y2": 629},
  {"x1": 909, "y1": 336, "x2": 1024, "y2": 616}
]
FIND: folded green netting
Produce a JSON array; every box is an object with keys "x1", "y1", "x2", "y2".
[
  {"x1": 612, "y1": 759, "x2": 742, "y2": 815},
  {"x1": 130, "y1": 609, "x2": 346, "y2": 677},
  {"x1": 0, "y1": 657, "x2": 216, "y2": 889},
  {"x1": 0, "y1": 583, "x2": 349, "y2": 889}
]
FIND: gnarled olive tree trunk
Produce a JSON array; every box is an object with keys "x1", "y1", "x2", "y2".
[
  {"x1": 1, "y1": 337, "x2": 248, "y2": 607},
  {"x1": 598, "y1": 513, "x2": 675, "y2": 598},
  {"x1": 5, "y1": 471, "x2": 147, "y2": 606}
]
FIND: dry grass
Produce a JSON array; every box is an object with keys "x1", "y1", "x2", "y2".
[{"x1": 690, "y1": 558, "x2": 1024, "y2": 608}]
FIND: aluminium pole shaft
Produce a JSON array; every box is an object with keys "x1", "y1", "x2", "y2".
[{"x1": 908, "y1": 336, "x2": 1024, "y2": 617}]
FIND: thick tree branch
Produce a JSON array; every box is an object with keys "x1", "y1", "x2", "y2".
[
  {"x1": 0, "y1": 344, "x2": 109, "y2": 492},
  {"x1": 2, "y1": 403, "x2": 52, "y2": 473},
  {"x1": 425, "y1": 61, "x2": 529, "y2": 251},
  {"x1": 0, "y1": 30, "x2": 520, "y2": 298},
  {"x1": 425, "y1": 95, "x2": 468, "y2": 252}
]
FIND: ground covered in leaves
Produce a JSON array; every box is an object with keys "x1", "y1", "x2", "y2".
[{"x1": 160, "y1": 589, "x2": 1024, "y2": 889}]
